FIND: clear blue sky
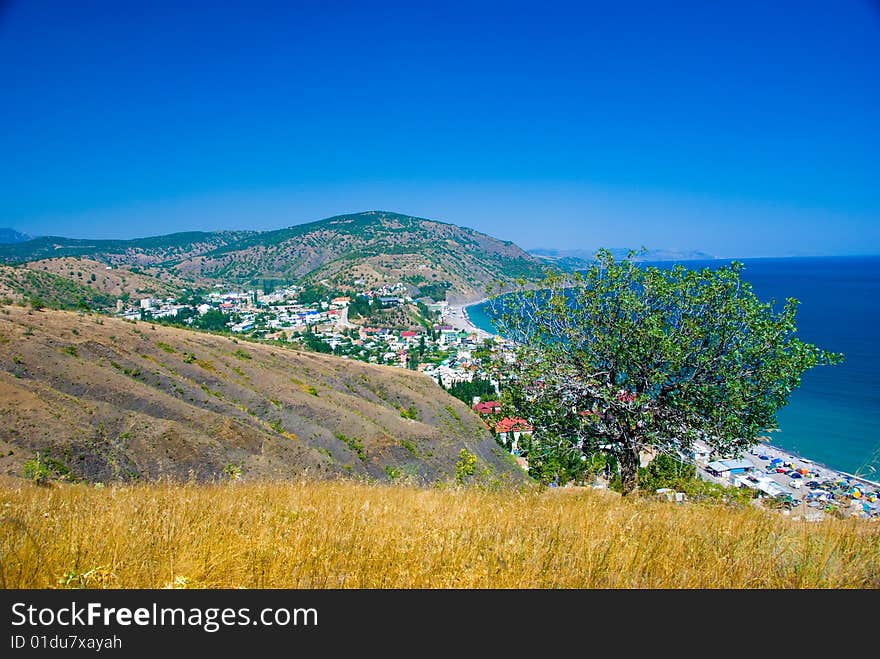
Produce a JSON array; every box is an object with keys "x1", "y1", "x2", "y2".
[{"x1": 2, "y1": 1, "x2": 878, "y2": 257}]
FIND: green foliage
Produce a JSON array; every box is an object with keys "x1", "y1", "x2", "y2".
[
  {"x1": 400, "y1": 439, "x2": 418, "y2": 456},
  {"x1": 222, "y1": 463, "x2": 243, "y2": 481},
  {"x1": 444, "y1": 378, "x2": 497, "y2": 407},
  {"x1": 297, "y1": 284, "x2": 335, "y2": 305},
  {"x1": 522, "y1": 438, "x2": 598, "y2": 486},
  {"x1": 336, "y1": 432, "x2": 365, "y2": 462},
  {"x1": 301, "y1": 332, "x2": 332, "y2": 354},
  {"x1": 490, "y1": 249, "x2": 843, "y2": 495},
  {"x1": 454, "y1": 448, "x2": 478, "y2": 483},
  {"x1": 193, "y1": 309, "x2": 229, "y2": 331},
  {"x1": 156, "y1": 342, "x2": 175, "y2": 353},
  {"x1": 22, "y1": 454, "x2": 51, "y2": 485},
  {"x1": 22, "y1": 452, "x2": 69, "y2": 486},
  {"x1": 61, "y1": 345, "x2": 78, "y2": 357},
  {"x1": 232, "y1": 348, "x2": 251, "y2": 360},
  {"x1": 636, "y1": 453, "x2": 696, "y2": 492},
  {"x1": 417, "y1": 281, "x2": 451, "y2": 302},
  {"x1": 182, "y1": 352, "x2": 197, "y2": 363},
  {"x1": 399, "y1": 405, "x2": 418, "y2": 420},
  {"x1": 384, "y1": 465, "x2": 402, "y2": 481},
  {"x1": 346, "y1": 295, "x2": 377, "y2": 319}
]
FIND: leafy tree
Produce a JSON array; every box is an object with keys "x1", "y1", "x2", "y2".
[
  {"x1": 193, "y1": 309, "x2": 229, "y2": 331},
  {"x1": 301, "y1": 331, "x2": 332, "y2": 353},
  {"x1": 489, "y1": 250, "x2": 842, "y2": 495},
  {"x1": 444, "y1": 377, "x2": 497, "y2": 406}
]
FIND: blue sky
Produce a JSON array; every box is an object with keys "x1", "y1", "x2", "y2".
[{"x1": 1, "y1": 1, "x2": 878, "y2": 257}]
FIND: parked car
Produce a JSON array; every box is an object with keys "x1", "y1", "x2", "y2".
[{"x1": 774, "y1": 467, "x2": 788, "y2": 473}]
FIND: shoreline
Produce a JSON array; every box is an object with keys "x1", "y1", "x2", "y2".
[
  {"x1": 442, "y1": 298, "x2": 494, "y2": 341},
  {"x1": 753, "y1": 440, "x2": 880, "y2": 490}
]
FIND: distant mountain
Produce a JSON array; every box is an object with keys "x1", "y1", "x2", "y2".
[
  {"x1": 0, "y1": 228, "x2": 32, "y2": 244},
  {"x1": 0, "y1": 211, "x2": 548, "y2": 299},
  {"x1": 530, "y1": 247, "x2": 715, "y2": 269}
]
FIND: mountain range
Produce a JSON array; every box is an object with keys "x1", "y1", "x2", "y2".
[
  {"x1": 529, "y1": 247, "x2": 715, "y2": 268},
  {"x1": 0, "y1": 211, "x2": 547, "y2": 300},
  {"x1": 0, "y1": 229, "x2": 32, "y2": 244},
  {"x1": 0, "y1": 212, "x2": 719, "y2": 309}
]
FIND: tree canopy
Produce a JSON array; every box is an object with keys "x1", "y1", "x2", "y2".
[{"x1": 488, "y1": 250, "x2": 843, "y2": 495}]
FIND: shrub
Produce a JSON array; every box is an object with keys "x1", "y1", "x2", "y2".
[
  {"x1": 21, "y1": 453, "x2": 68, "y2": 486},
  {"x1": 455, "y1": 449, "x2": 478, "y2": 483},
  {"x1": 222, "y1": 463, "x2": 243, "y2": 481},
  {"x1": 336, "y1": 433, "x2": 365, "y2": 462}
]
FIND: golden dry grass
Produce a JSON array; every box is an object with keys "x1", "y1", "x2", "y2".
[{"x1": 1, "y1": 479, "x2": 878, "y2": 589}]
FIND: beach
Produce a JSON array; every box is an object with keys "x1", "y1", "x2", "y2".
[{"x1": 442, "y1": 298, "x2": 495, "y2": 342}]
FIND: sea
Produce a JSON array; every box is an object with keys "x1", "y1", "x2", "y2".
[{"x1": 466, "y1": 255, "x2": 880, "y2": 479}]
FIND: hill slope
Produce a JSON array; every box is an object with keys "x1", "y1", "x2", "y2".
[
  {"x1": 0, "y1": 211, "x2": 548, "y2": 298},
  {"x1": 0, "y1": 258, "x2": 183, "y2": 309},
  {"x1": 0, "y1": 306, "x2": 522, "y2": 484}
]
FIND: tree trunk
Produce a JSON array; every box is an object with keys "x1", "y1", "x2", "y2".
[{"x1": 619, "y1": 443, "x2": 640, "y2": 496}]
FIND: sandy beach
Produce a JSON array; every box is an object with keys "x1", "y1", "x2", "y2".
[{"x1": 442, "y1": 298, "x2": 495, "y2": 342}]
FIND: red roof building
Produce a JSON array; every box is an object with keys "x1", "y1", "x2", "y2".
[
  {"x1": 494, "y1": 417, "x2": 534, "y2": 433},
  {"x1": 473, "y1": 401, "x2": 501, "y2": 415}
]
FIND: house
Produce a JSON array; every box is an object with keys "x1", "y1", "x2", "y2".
[
  {"x1": 706, "y1": 458, "x2": 754, "y2": 479},
  {"x1": 378, "y1": 296, "x2": 400, "y2": 308},
  {"x1": 494, "y1": 417, "x2": 534, "y2": 453},
  {"x1": 438, "y1": 329, "x2": 459, "y2": 346},
  {"x1": 472, "y1": 401, "x2": 501, "y2": 415}
]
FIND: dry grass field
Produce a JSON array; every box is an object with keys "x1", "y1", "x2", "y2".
[{"x1": 2, "y1": 478, "x2": 878, "y2": 589}]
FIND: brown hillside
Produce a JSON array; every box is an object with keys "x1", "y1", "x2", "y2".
[
  {"x1": 0, "y1": 306, "x2": 522, "y2": 484},
  {"x1": 23, "y1": 257, "x2": 184, "y2": 299}
]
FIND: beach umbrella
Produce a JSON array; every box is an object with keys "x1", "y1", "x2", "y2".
[
  {"x1": 770, "y1": 458, "x2": 783, "y2": 465},
  {"x1": 797, "y1": 468, "x2": 809, "y2": 475}
]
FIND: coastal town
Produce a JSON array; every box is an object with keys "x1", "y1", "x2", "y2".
[
  {"x1": 116, "y1": 283, "x2": 879, "y2": 521},
  {"x1": 118, "y1": 282, "x2": 507, "y2": 389}
]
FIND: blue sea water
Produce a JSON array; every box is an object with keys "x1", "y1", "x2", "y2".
[{"x1": 466, "y1": 255, "x2": 880, "y2": 478}]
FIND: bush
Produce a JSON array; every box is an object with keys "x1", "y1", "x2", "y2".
[
  {"x1": 21, "y1": 453, "x2": 68, "y2": 486},
  {"x1": 336, "y1": 433, "x2": 365, "y2": 462},
  {"x1": 455, "y1": 449, "x2": 478, "y2": 483}
]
